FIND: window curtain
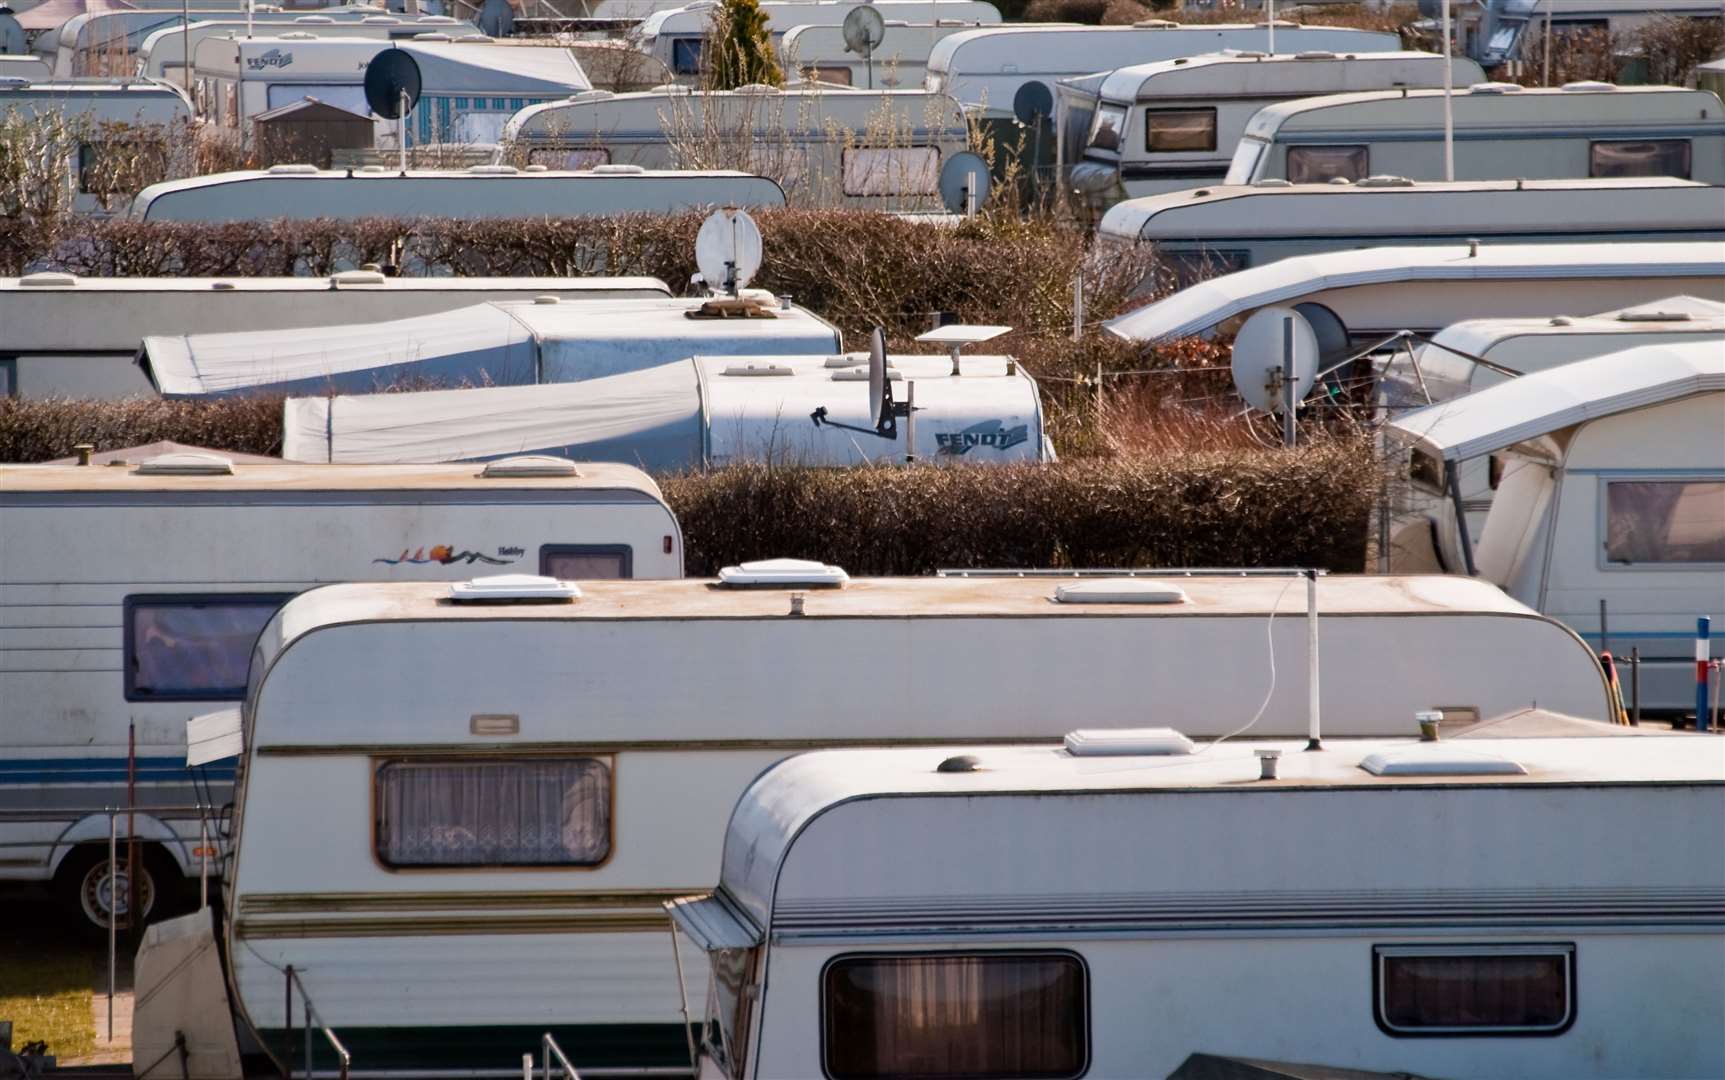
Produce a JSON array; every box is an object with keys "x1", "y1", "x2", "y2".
[
  {"x1": 1382, "y1": 953, "x2": 1567, "y2": 1029},
  {"x1": 131, "y1": 602, "x2": 281, "y2": 696},
  {"x1": 1606, "y1": 481, "x2": 1725, "y2": 564},
  {"x1": 377, "y1": 759, "x2": 610, "y2": 866}
]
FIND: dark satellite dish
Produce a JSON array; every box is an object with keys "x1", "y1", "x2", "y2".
[
  {"x1": 841, "y1": 4, "x2": 885, "y2": 55},
  {"x1": 364, "y1": 48, "x2": 422, "y2": 119},
  {"x1": 1012, "y1": 79, "x2": 1053, "y2": 125},
  {"x1": 938, "y1": 151, "x2": 991, "y2": 215}
]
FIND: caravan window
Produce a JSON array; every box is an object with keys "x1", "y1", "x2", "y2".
[
  {"x1": 671, "y1": 38, "x2": 704, "y2": 76},
  {"x1": 1145, "y1": 108, "x2": 1216, "y2": 153},
  {"x1": 805, "y1": 65, "x2": 854, "y2": 86},
  {"x1": 1375, "y1": 944, "x2": 1574, "y2": 1035},
  {"x1": 375, "y1": 757, "x2": 612, "y2": 869},
  {"x1": 842, "y1": 147, "x2": 940, "y2": 197},
  {"x1": 1589, "y1": 140, "x2": 1691, "y2": 179},
  {"x1": 267, "y1": 83, "x2": 372, "y2": 117},
  {"x1": 540, "y1": 544, "x2": 632, "y2": 579},
  {"x1": 823, "y1": 952, "x2": 1088, "y2": 1079},
  {"x1": 1603, "y1": 480, "x2": 1725, "y2": 564},
  {"x1": 1286, "y1": 145, "x2": 1368, "y2": 184},
  {"x1": 1087, "y1": 105, "x2": 1127, "y2": 152},
  {"x1": 124, "y1": 595, "x2": 292, "y2": 701}
]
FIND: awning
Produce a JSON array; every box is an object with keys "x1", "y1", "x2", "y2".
[
  {"x1": 16, "y1": 0, "x2": 136, "y2": 31},
  {"x1": 666, "y1": 892, "x2": 763, "y2": 952},
  {"x1": 186, "y1": 708, "x2": 243, "y2": 767}
]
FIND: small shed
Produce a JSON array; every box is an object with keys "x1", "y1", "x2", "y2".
[{"x1": 251, "y1": 96, "x2": 374, "y2": 169}]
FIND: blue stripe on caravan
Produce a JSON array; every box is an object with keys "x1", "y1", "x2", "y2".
[
  {"x1": 1578, "y1": 631, "x2": 1705, "y2": 640},
  {"x1": 0, "y1": 758, "x2": 237, "y2": 785}
]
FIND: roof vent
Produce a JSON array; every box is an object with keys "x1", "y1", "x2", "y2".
[
  {"x1": 1054, "y1": 580, "x2": 1187, "y2": 605},
  {"x1": 733, "y1": 83, "x2": 780, "y2": 95},
  {"x1": 722, "y1": 362, "x2": 794, "y2": 376},
  {"x1": 1549, "y1": 316, "x2": 1574, "y2": 326},
  {"x1": 276, "y1": 31, "x2": 316, "y2": 39},
  {"x1": 936, "y1": 754, "x2": 983, "y2": 773},
  {"x1": 831, "y1": 366, "x2": 900, "y2": 382},
  {"x1": 449, "y1": 574, "x2": 581, "y2": 604},
  {"x1": 1327, "y1": 177, "x2": 1353, "y2": 185},
  {"x1": 480, "y1": 455, "x2": 579, "y2": 478},
  {"x1": 650, "y1": 83, "x2": 693, "y2": 95},
  {"x1": 524, "y1": 164, "x2": 549, "y2": 172},
  {"x1": 1133, "y1": 17, "x2": 1178, "y2": 27},
  {"x1": 1467, "y1": 81, "x2": 1523, "y2": 94},
  {"x1": 211, "y1": 281, "x2": 236, "y2": 290},
  {"x1": 135, "y1": 452, "x2": 234, "y2": 476},
  {"x1": 412, "y1": 31, "x2": 453, "y2": 40},
  {"x1": 1360, "y1": 747, "x2": 1526, "y2": 777},
  {"x1": 1065, "y1": 728, "x2": 1195, "y2": 756},
  {"x1": 421, "y1": 14, "x2": 459, "y2": 22},
  {"x1": 293, "y1": 13, "x2": 335, "y2": 20},
  {"x1": 1253, "y1": 178, "x2": 1292, "y2": 188},
  {"x1": 717, "y1": 558, "x2": 849, "y2": 588},
  {"x1": 1562, "y1": 80, "x2": 1615, "y2": 92},
  {"x1": 359, "y1": 164, "x2": 388, "y2": 173},
  {"x1": 19, "y1": 271, "x2": 77, "y2": 288},
  {"x1": 566, "y1": 89, "x2": 615, "y2": 103},
  {"x1": 1230, "y1": 49, "x2": 1266, "y2": 59},
  {"x1": 1617, "y1": 309, "x2": 1692, "y2": 323},
  {"x1": 1356, "y1": 174, "x2": 1415, "y2": 187},
  {"x1": 360, "y1": 13, "x2": 401, "y2": 22},
  {"x1": 267, "y1": 163, "x2": 318, "y2": 174},
  {"x1": 467, "y1": 164, "x2": 517, "y2": 174},
  {"x1": 592, "y1": 163, "x2": 646, "y2": 174},
  {"x1": 330, "y1": 269, "x2": 386, "y2": 286},
  {"x1": 824, "y1": 353, "x2": 865, "y2": 368},
  {"x1": 1294, "y1": 50, "x2": 1335, "y2": 60}
]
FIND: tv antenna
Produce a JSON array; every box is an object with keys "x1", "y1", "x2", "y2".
[
  {"x1": 694, "y1": 207, "x2": 763, "y2": 297},
  {"x1": 810, "y1": 327, "x2": 922, "y2": 461},
  {"x1": 1230, "y1": 305, "x2": 1317, "y2": 447},
  {"x1": 841, "y1": 5, "x2": 885, "y2": 89},
  {"x1": 364, "y1": 48, "x2": 423, "y2": 175}
]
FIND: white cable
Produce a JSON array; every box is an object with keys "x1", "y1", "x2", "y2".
[{"x1": 1196, "y1": 575, "x2": 1299, "y2": 754}]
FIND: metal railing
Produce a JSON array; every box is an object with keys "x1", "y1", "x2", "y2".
[
  {"x1": 526, "y1": 1034, "x2": 580, "y2": 1080},
  {"x1": 284, "y1": 965, "x2": 353, "y2": 1080}
]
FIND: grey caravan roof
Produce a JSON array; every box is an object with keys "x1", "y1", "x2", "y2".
[
  {"x1": 1088, "y1": 50, "x2": 1482, "y2": 105},
  {"x1": 0, "y1": 80, "x2": 192, "y2": 123},
  {"x1": 141, "y1": 294, "x2": 842, "y2": 397},
  {"x1": 1386, "y1": 339, "x2": 1725, "y2": 462}
]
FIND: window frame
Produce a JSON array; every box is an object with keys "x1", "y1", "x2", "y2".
[
  {"x1": 1285, "y1": 143, "x2": 1370, "y2": 184},
  {"x1": 371, "y1": 753, "x2": 617, "y2": 873},
  {"x1": 1595, "y1": 473, "x2": 1725, "y2": 572},
  {"x1": 1086, "y1": 103, "x2": 1129, "y2": 153},
  {"x1": 122, "y1": 592, "x2": 294, "y2": 703},
  {"x1": 1144, "y1": 107, "x2": 1217, "y2": 154},
  {"x1": 1588, "y1": 138, "x2": 1692, "y2": 180},
  {"x1": 671, "y1": 36, "x2": 705, "y2": 76},
  {"x1": 1372, "y1": 943, "x2": 1577, "y2": 1038},
  {"x1": 840, "y1": 145, "x2": 942, "y2": 198},
  {"x1": 818, "y1": 949, "x2": 1092, "y2": 1080},
  {"x1": 539, "y1": 543, "x2": 634, "y2": 580}
]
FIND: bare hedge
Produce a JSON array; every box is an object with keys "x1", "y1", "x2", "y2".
[{"x1": 0, "y1": 395, "x2": 286, "y2": 463}]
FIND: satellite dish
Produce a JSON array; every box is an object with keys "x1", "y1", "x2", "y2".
[
  {"x1": 841, "y1": 4, "x2": 886, "y2": 55},
  {"x1": 364, "y1": 49, "x2": 422, "y2": 119},
  {"x1": 694, "y1": 207, "x2": 763, "y2": 295},
  {"x1": 1012, "y1": 79, "x2": 1053, "y2": 125},
  {"x1": 1230, "y1": 305, "x2": 1318, "y2": 414},
  {"x1": 938, "y1": 151, "x2": 991, "y2": 214},
  {"x1": 867, "y1": 326, "x2": 887, "y2": 428}
]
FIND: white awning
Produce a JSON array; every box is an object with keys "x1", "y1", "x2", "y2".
[
  {"x1": 666, "y1": 892, "x2": 763, "y2": 952},
  {"x1": 1386, "y1": 340, "x2": 1725, "y2": 463},
  {"x1": 186, "y1": 708, "x2": 243, "y2": 767}
]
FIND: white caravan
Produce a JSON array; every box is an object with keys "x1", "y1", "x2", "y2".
[
  {"x1": 778, "y1": 20, "x2": 984, "y2": 89},
  {"x1": 0, "y1": 271, "x2": 670, "y2": 399},
  {"x1": 1387, "y1": 342, "x2": 1724, "y2": 710},
  {"x1": 0, "y1": 79, "x2": 194, "y2": 212},
  {"x1": 1102, "y1": 241, "x2": 1725, "y2": 345},
  {"x1": 191, "y1": 36, "x2": 589, "y2": 146},
  {"x1": 0, "y1": 455, "x2": 682, "y2": 931},
  {"x1": 198, "y1": 571, "x2": 1608, "y2": 1074},
  {"x1": 634, "y1": 0, "x2": 999, "y2": 82},
  {"x1": 0, "y1": 53, "x2": 51, "y2": 80},
  {"x1": 1100, "y1": 178, "x2": 1725, "y2": 282},
  {"x1": 1225, "y1": 83, "x2": 1725, "y2": 186},
  {"x1": 924, "y1": 23, "x2": 1402, "y2": 116},
  {"x1": 44, "y1": 6, "x2": 389, "y2": 78},
  {"x1": 670, "y1": 732, "x2": 1725, "y2": 1080},
  {"x1": 1060, "y1": 51, "x2": 1485, "y2": 205},
  {"x1": 127, "y1": 164, "x2": 786, "y2": 221},
  {"x1": 135, "y1": 14, "x2": 481, "y2": 82},
  {"x1": 282, "y1": 350, "x2": 1052, "y2": 467},
  {"x1": 140, "y1": 293, "x2": 843, "y2": 397},
  {"x1": 1462, "y1": 0, "x2": 1725, "y2": 67},
  {"x1": 502, "y1": 86, "x2": 969, "y2": 209}
]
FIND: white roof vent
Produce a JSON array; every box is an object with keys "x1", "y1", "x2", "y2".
[
  {"x1": 1360, "y1": 747, "x2": 1527, "y2": 777},
  {"x1": 467, "y1": 164, "x2": 517, "y2": 174},
  {"x1": 524, "y1": 164, "x2": 549, "y2": 172},
  {"x1": 1355, "y1": 174, "x2": 1415, "y2": 187},
  {"x1": 1327, "y1": 176, "x2": 1353, "y2": 185},
  {"x1": 135, "y1": 451, "x2": 235, "y2": 476},
  {"x1": 1467, "y1": 81, "x2": 1523, "y2": 94},
  {"x1": 1054, "y1": 580, "x2": 1187, "y2": 605},
  {"x1": 567, "y1": 89, "x2": 615, "y2": 103},
  {"x1": 532, "y1": 294, "x2": 561, "y2": 304},
  {"x1": 1253, "y1": 178, "x2": 1292, "y2": 188},
  {"x1": 276, "y1": 31, "x2": 316, "y2": 39},
  {"x1": 360, "y1": 14, "x2": 401, "y2": 22},
  {"x1": 358, "y1": 164, "x2": 388, "y2": 173},
  {"x1": 591, "y1": 163, "x2": 645, "y2": 174},
  {"x1": 18, "y1": 271, "x2": 76, "y2": 287},
  {"x1": 1562, "y1": 80, "x2": 1615, "y2": 92},
  {"x1": 267, "y1": 163, "x2": 318, "y2": 174},
  {"x1": 1293, "y1": 50, "x2": 1335, "y2": 59},
  {"x1": 722, "y1": 362, "x2": 794, "y2": 377},
  {"x1": 1133, "y1": 17, "x2": 1177, "y2": 27},
  {"x1": 412, "y1": 31, "x2": 453, "y2": 40},
  {"x1": 480, "y1": 455, "x2": 579, "y2": 478},
  {"x1": 421, "y1": 14, "x2": 459, "y2": 22},
  {"x1": 831, "y1": 366, "x2": 900, "y2": 382},
  {"x1": 1065, "y1": 728, "x2": 1195, "y2": 756},
  {"x1": 824, "y1": 353, "x2": 865, "y2": 368},
  {"x1": 717, "y1": 558, "x2": 849, "y2": 588},
  {"x1": 449, "y1": 574, "x2": 581, "y2": 603},
  {"x1": 331, "y1": 269, "x2": 386, "y2": 286},
  {"x1": 293, "y1": 13, "x2": 335, "y2": 20},
  {"x1": 733, "y1": 82, "x2": 780, "y2": 95},
  {"x1": 1617, "y1": 308, "x2": 1693, "y2": 323}
]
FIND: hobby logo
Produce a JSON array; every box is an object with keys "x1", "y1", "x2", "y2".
[{"x1": 935, "y1": 420, "x2": 1030, "y2": 456}]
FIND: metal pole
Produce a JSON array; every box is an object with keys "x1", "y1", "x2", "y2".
[
  {"x1": 668, "y1": 922, "x2": 698, "y2": 1075},
  {"x1": 305, "y1": 995, "x2": 313, "y2": 1080},
  {"x1": 1698, "y1": 616, "x2": 1712, "y2": 732},
  {"x1": 1267, "y1": 0, "x2": 1275, "y2": 54},
  {"x1": 1305, "y1": 569, "x2": 1322, "y2": 751},
  {"x1": 1072, "y1": 272, "x2": 1083, "y2": 343},
  {"x1": 1598, "y1": 598, "x2": 1610, "y2": 657},
  {"x1": 1441, "y1": 0, "x2": 1455, "y2": 181},
  {"x1": 1095, "y1": 360, "x2": 1103, "y2": 415},
  {"x1": 399, "y1": 89, "x2": 409, "y2": 175},
  {"x1": 1281, "y1": 316, "x2": 1296, "y2": 449},
  {"x1": 182, "y1": 0, "x2": 192, "y2": 98},
  {"x1": 1629, "y1": 646, "x2": 1640, "y2": 726},
  {"x1": 108, "y1": 811, "x2": 117, "y2": 1044},
  {"x1": 1542, "y1": 0, "x2": 1553, "y2": 85},
  {"x1": 199, "y1": 817, "x2": 209, "y2": 909},
  {"x1": 904, "y1": 381, "x2": 916, "y2": 463},
  {"x1": 522, "y1": 1054, "x2": 533, "y2": 1080},
  {"x1": 127, "y1": 721, "x2": 137, "y2": 940},
  {"x1": 285, "y1": 966, "x2": 295, "y2": 1073},
  {"x1": 1444, "y1": 459, "x2": 1477, "y2": 576}
]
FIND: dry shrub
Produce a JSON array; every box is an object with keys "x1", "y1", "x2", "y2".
[
  {"x1": 0, "y1": 395, "x2": 285, "y2": 464},
  {"x1": 1177, "y1": 2, "x2": 1419, "y2": 37},
  {"x1": 1508, "y1": 25, "x2": 1618, "y2": 86},
  {"x1": 660, "y1": 440, "x2": 1378, "y2": 576},
  {"x1": 1632, "y1": 15, "x2": 1724, "y2": 86}
]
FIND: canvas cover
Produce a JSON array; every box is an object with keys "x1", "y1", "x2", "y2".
[{"x1": 399, "y1": 40, "x2": 589, "y2": 95}]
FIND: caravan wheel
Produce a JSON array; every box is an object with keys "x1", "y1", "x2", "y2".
[{"x1": 55, "y1": 846, "x2": 167, "y2": 934}]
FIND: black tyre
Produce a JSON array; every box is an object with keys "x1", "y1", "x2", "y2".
[{"x1": 53, "y1": 844, "x2": 179, "y2": 935}]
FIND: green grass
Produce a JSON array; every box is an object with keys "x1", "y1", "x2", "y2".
[{"x1": 0, "y1": 892, "x2": 99, "y2": 1060}]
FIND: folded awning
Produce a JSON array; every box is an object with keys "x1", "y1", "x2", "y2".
[
  {"x1": 186, "y1": 708, "x2": 243, "y2": 767},
  {"x1": 666, "y1": 892, "x2": 763, "y2": 952}
]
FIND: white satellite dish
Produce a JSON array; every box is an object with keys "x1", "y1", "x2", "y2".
[
  {"x1": 694, "y1": 208, "x2": 763, "y2": 295},
  {"x1": 867, "y1": 326, "x2": 887, "y2": 428},
  {"x1": 1230, "y1": 305, "x2": 1318, "y2": 414}
]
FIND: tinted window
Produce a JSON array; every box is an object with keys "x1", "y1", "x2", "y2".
[
  {"x1": 842, "y1": 146, "x2": 940, "y2": 197},
  {"x1": 1146, "y1": 108, "x2": 1216, "y2": 153},
  {"x1": 824, "y1": 953, "x2": 1087, "y2": 1079},
  {"x1": 376, "y1": 758, "x2": 612, "y2": 868},
  {"x1": 1088, "y1": 105, "x2": 1127, "y2": 152},
  {"x1": 540, "y1": 545, "x2": 632, "y2": 580},
  {"x1": 1376, "y1": 945, "x2": 1574, "y2": 1034},
  {"x1": 1287, "y1": 144, "x2": 1369, "y2": 183},
  {"x1": 125, "y1": 595, "x2": 290, "y2": 701},
  {"x1": 1604, "y1": 480, "x2": 1725, "y2": 564},
  {"x1": 672, "y1": 38, "x2": 704, "y2": 76},
  {"x1": 1590, "y1": 139, "x2": 1691, "y2": 179}
]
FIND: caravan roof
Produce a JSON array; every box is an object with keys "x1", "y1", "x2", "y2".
[
  {"x1": 0, "y1": 79, "x2": 192, "y2": 123},
  {"x1": 192, "y1": 36, "x2": 589, "y2": 95},
  {"x1": 136, "y1": 15, "x2": 483, "y2": 78},
  {"x1": 1386, "y1": 340, "x2": 1725, "y2": 463},
  {"x1": 1427, "y1": 296, "x2": 1725, "y2": 361},
  {"x1": 1102, "y1": 241, "x2": 1725, "y2": 343},
  {"x1": 141, "y1": 295, "x2": 843, "y2": 397},
  {"x1": 634, "y1": 0, "x2": 1000, "y2": 38},
  {"x1": 1088, "y1": 49, "x2": 1478, "y2": 104},
  {"x1": 0, "y1": 458, "x2": 668, "y2": 497},
  {"x1": 503, "y1": 84, "x2": 967, "y2": 142}
]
